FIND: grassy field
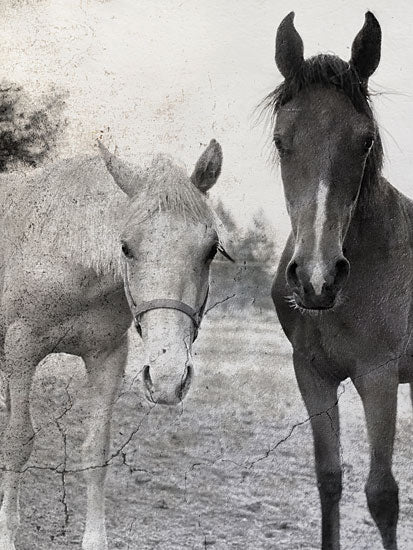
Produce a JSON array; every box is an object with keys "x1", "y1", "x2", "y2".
[{"x1": 2, "y1": 311, "x2": 413, "y2": 549}]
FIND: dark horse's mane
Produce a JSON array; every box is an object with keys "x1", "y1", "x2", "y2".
[{"x1": 262, "y1": 54, "x2": 383, "y2": 191}]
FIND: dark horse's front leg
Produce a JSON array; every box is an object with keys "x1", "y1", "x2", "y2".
[
  {"x1": 293, "y1": 351, "x2": 342, "y2": 550},
  {"x1": 353, "y1": 364, "x2": 399, "y2": 550}
]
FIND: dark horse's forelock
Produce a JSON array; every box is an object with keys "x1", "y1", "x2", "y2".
[{"x1": 262, "y1": 53, "x2": 383, "y2": 189}]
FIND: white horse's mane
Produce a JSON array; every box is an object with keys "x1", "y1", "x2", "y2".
[{"x1": 0, "y1": 153, "x2": 221, "y2": 277}]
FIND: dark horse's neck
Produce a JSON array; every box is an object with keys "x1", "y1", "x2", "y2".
[{"x1": 346, "y1": 172, "x2": 403, "y2": 254}]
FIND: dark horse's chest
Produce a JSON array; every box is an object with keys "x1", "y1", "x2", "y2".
[{"x1": 272, "y1": 237, "x2": 413, "y2": 381}]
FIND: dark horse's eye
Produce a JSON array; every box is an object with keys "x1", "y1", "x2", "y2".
[
  {"x1": 363, "y1": 136, "x2": 374, "y2": 153},
  {"x1": 121, "y1": 242, "x2": 134, "y2": 259},
  {"x1": 274, "y1": 135, "x2": 284, "y2": 153}
]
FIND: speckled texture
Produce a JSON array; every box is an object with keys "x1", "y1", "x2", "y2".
[{"x1": 2, "y1": 1, "x2": 413, "y2": 549}]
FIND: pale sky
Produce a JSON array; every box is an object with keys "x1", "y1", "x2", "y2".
[{"x1": 2, "y1": 0, "x2": 413, "y2": 239}]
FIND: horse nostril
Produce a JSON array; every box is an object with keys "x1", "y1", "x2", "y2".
[
  {"x1": 333, "y1": 258, "x2": 350, "y2": 287},
  {"x1": 142, "y1": 364, "x2": 194, "y2": 406},
  {"x1": 286, "y1": 260, "x2": 299, "y2": 288},
  {"x1": 177, "y1": 364, "x2": 194, "y2": 401},
  {"x1": 142, "y1": 365, "x2": 153, "y2": 390}
]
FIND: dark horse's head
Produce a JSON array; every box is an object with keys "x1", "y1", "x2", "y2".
[{"x1": 267, "y1": 12, "x2": 382, "y2": 310}]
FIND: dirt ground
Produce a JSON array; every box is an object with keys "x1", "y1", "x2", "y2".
[{"x1": 2, "y1": 312, "x2": 413, "y2": 550}]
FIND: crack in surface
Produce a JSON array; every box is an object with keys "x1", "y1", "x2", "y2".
[
  {"x1": 204, "y1": 294, "x2": 236, "y2": 316},
  {"x1": 1, "y1": 308, "x2": 411, "y2": 550},
  {"x1": 55, "y1": 417, "x2": 69, "y2": 536},
  {"x1": 1, "y1": 401, "x2": 157, "y2": 476},
  {"x1": 245, "y1": 351, "x2": 406, "y2": 470},
  {"x1": 183, "y1": 351, "x2": 410, "y2": 501}
]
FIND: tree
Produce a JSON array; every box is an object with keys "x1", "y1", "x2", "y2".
[
  {"x1": 0, "y1": 80, "x2": 67, "y2": 172},
  {"x1": 214, "y1": 199, "x2": 277, "y2": 263},
  {"x1": 211, "y1": 201, "x2": 278, "y2": 312},
  {"x1": 239, "y1": 208, "x2": 277, "y2": 264},
  {"x1": 214, "y1": 198, "x2": 238, "y2": 233}
]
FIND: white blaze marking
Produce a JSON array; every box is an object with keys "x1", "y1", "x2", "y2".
[{"x1": 310, "y1": 180, "x2": 329, "y2": 295}]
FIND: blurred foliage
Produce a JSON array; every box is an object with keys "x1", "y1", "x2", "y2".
[
  {"x1": 212, "y1": 199, "x2": 279, "y2": 313},
  {"x1": 214, "y1": 198, "x2": 278, "y2": 264},
  {"x1": 0, "y1": 80, "x2": 67, "y2": 172}
]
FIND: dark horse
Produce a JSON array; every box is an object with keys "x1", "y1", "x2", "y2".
[{"x1": 269, "y1": 11, "x2": 411, "y2": 550}]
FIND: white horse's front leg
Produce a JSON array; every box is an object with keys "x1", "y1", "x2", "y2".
[
  {"x1": 81, "y1": 335, "x2": 128, "y2": 550},
  {"x1": 0, "y1": 324, "x2": 38, "y2": 550},
  {"x1": 0, "y1": 364, "x2": 10, "y2": 412}
]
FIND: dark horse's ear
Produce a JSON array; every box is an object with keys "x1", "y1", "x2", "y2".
[
  {"x1": 98, "y1": 141, "x2": 142, "y2": 197},
  {"x1": 350, "y1": 11, "x2": 381, "y2": 81},
  {"x1": 275, "y1": 12, "x2": 304, "y2": 79},
  {"x1": 191, "y1": 139, "x2": 223, "y2": 194}
]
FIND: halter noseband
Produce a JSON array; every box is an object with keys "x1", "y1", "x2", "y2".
[{"x1": 122, "y1": 260, "x2": 209, "y2": 341}]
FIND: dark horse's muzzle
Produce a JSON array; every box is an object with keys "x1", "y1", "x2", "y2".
[{"x1": 286, "y1": 256, "x2": 350, "y2": 310}]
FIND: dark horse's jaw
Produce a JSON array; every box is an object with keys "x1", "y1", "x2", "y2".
[{"x1": 287, "y1": 294, "x2": 337, "y2": 314}]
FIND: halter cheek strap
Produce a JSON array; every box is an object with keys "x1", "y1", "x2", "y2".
[{"x1": 122, "y1": 259, "x2": 209, "y2": 342}]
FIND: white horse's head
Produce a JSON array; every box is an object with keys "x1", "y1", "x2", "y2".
[{"x1": 99, "y1": 140, "x2": 231, "y2": 405}]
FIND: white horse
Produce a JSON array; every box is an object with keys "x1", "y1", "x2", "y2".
[{"x1": 0, "y1": 139, "x2": 231, "y2": 549}]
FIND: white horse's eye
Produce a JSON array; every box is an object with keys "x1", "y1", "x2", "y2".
[
  {"x1": 206, "y1": 243, "x2": 218, "y2": 262},
  {"x1": 121, "y1": 242, "x2": 134, "y2": 259}
]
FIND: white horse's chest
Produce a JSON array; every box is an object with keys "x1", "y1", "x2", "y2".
[
  {"x1": 48, "y1": 288, "x2": 131, "y2": 356},
  {"x1": 3, "y1": 259, "x2": 131, "y2": 356}
]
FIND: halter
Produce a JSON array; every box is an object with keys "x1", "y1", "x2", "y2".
[{"x1": 122, "y1": 259, "x2": 209, "y2": 342}]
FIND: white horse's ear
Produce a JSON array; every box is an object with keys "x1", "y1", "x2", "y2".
[
  {"x1": 98, "y1": 141, "x2": 142, "y2": 197},
  {"x1": 191, "y1": 139, "x2": 223, "y2": 194}
]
